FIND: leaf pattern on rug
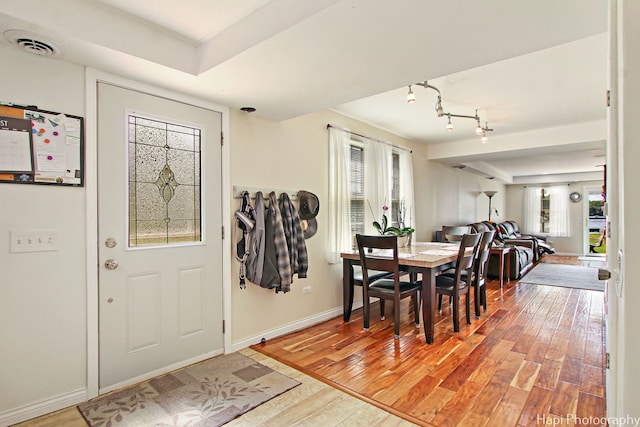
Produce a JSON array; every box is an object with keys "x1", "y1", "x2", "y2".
[
  {"x1": 80, "y1": 384, "x2": 158, "y2": 427},
  {"x1": 179, "y1": 376, "x2": 270, "y2": 423},
  {"x1": 78, "y1": 353, "x2": 300, "y2": 427}
]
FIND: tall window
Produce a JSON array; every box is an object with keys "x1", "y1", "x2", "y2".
[
  {"x1": 348, "y1": 142, "x2": 400, "y2": 235},
  {"x1": 524, "y1": 185, "x2": 569, "y2": 237},
  {"x1": 327, "y1": 126, "x2": 413, "y2": 263},
  {"x1": 540, "y1": 188, "x2": 550, "y2": 233}
]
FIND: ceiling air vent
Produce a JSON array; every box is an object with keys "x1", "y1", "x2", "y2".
[{"x1": 3, "y1": 30, "x2": 63, "y2": 57}]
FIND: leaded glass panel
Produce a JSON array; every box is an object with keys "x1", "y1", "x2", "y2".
[{"x1": 128, "y1": 115, "x2": 202, "y2": 247}]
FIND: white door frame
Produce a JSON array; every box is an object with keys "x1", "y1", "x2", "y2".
[{"x1": 85, "y1": 68, "x2": 231, "y2": 399}]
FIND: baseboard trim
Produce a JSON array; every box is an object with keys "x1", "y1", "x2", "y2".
[
  {"x1": 0, "y1": 388, "x2": 86, "y2": 427},
  {"x1": 230, "y1": 301, "x2": 363, "y2": 353}
]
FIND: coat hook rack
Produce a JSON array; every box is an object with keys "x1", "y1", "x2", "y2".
[{"x1": 233, "y1": 185, "x2": 300, "y2": 200}]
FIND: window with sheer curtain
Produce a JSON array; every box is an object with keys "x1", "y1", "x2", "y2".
[
  {"x1": 523, "y1": 185, "x2": 570, "y2": 237},
  {"x1": 327, "y1": 127, "x2": 414, "y2": 263},
  {"x1": 349, "y1": 144, "x2": 401, "y2": 235}
]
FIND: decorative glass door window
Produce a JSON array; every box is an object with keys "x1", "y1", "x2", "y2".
[{"x1": 128, "y1": 114, "x2": 201, "y2": 247}]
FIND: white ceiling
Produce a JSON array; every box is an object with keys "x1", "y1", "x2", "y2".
[{"x1": 0, "y1": 0, "x2": 609, "y2": 183}]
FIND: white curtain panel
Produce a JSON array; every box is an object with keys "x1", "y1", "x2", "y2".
[
  {"x1": 364, "y1": 138, "x2": 392, "y2": 235},
  {"x1": 327, "y1": 127, "x2": 353, "y2": 264},
  {"x1": 399, "y1": 149, "x2": 415, "y2": 233},
  {"x1": 523, "y1": 186, "x2": 542, "y2": 234},
  {"x1": 548, "y1": 185, "x2": 570, "y2": 237}
]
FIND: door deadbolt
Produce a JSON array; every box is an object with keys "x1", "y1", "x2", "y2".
[
  {"x1": 105, "y1": 237, "x2": 117, "y2": 248},
  {"x1": 105, "y1": 259, "x2": 119, "y2": 270}
]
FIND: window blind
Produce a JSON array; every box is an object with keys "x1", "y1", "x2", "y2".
[{"x1": 349, "y1": 145, "x2": 365, "y2": 234}]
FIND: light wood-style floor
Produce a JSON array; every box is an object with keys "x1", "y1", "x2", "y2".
[
  {"x1": 14, "y1": 255, "x2": 606, "y2": 427},
  {"x1": 251, "y1": 255, "x2": 607, "y2": 427}
]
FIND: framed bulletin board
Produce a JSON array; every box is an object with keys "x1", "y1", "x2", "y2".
[{"x1": 0, "y1": 104, "x2": 84, "y2": 186}]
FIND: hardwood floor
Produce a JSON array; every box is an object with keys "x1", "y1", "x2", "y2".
[
  {"x1": 15, "y1": 256, "x2": 606, "y2": 427},
  {"x1": 252, "y1": 255, "x2": 607, "y2": 427}
]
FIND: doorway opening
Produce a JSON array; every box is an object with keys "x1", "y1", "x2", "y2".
[{"x1": 585, "y1": 185, "x2": 606, "y2": 256}]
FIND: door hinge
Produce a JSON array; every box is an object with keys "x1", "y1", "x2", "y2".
[
  {"x1": 222, "y1": 225, "x2": 225, "y2": 240},
  {"x1": 606, "y1": 352, "x2": 610, "y2": 369},
  {"x1": 222, "y1": 320, "x2": 226, "y2": 334},
  {"x1": 221, "y1": 131, "x2": 224, "y2": 146},
  {"x1": 606, "y1": 90, "x2": 611, "y2": 107}
]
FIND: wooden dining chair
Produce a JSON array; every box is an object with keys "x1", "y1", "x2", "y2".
[
  {"x1": 471, "y1": 230, "x2": 496, "y2": 317},
  {"x1": 432, "y1": 233, "x2": 482, "y2": 332},
  {"x1": 356, "y1": 234, "x2": 422, "y2": 339},
  {"x1": 352, "y1": 266, "x2": 393, "y2": 319},
  {"x1": 441, "y1": 225, "x2": 473, "y2": 242}
]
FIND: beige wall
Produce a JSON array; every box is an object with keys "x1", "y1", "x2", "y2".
[
  {"x1": 506, "y1": 181, "x2": 604, "y2": 254},
  {"x1": 0, "y1": 47, "x2": 87, "y2": 414},
  {"x1": 425, "y1": 162, "x2": 505, "y2": 237},
  {"x1": 227, "y1": 109, "x2": 432, "y2": 346}
]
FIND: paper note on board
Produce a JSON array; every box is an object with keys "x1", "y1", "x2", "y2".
[{"x1": 0, "y1": 116, "x2": 33, "y2": 172}]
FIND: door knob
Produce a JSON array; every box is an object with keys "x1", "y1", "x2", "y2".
[
  {"x1": 598, "y1": 268, "x2": 611, "y2": 280},
  {"x1": 105, "y1": 259, "x2": 119, "y2": 270}
]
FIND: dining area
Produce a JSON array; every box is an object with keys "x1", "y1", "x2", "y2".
[
  {"x1": 340, "y1": 229, "x2": 495, "y2": 344},
  {"x1": 254, "y1": 245, "x2": 606, "y2": 426}
]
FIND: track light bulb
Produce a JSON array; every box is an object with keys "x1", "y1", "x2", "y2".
[
  {"x1": 435, "y1": 98, "x2": 444, "y2": 117},
  {"x1": 407, "y1": 86, "x2": 415, "y2": 103},
  {"x1": 446, "y1": 117, "x2": 453, "y2": 131},
  {"x1": 476, "y1": 123, "x2": 483, "y2": 135},
  {"x1": 481, "y1": 132, "x2": 488, "y2": 143}
]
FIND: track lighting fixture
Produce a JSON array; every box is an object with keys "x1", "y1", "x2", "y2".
[
  {"x1": 406, "y1": 81, "x2": 494, "y2": 143},
  {"x1": 481, "y1": 122, "x2": 493, "y2": 143},
  {"x1": 407, "y1": 85, "x2": 416, "y2": 103}
]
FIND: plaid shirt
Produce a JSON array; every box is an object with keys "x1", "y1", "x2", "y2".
[
  {"x1": 279, "y1": 193, "x2": 309, "y2": 279},
  {"x1": 268, "y1": 191, "x2": 292, "y2": 292}
]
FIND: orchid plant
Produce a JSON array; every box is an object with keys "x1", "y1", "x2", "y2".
[{"x1": 368, "y1": 199, "x2": 415, "y2": 237}]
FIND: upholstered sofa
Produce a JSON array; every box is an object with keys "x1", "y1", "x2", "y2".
[
  {"x1": 468, "y1": 221, "x2": 536, "y2": 280},
  {"x1": 497, "y1": 220, "x2": 555, "y2": 261}
]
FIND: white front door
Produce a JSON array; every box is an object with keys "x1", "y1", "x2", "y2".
[{"x1": 97, "y1": 82, "x2": 223, "y2": 391}]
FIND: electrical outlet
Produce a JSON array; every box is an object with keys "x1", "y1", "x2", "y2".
[
  {"x1": 302, "y1": 286, "x2": 312, "y2": 295},
  {"x1": 10, "y1": 229, "x2": 58, "y2": 253}
]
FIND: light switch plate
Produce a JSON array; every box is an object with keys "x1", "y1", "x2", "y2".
[{"x1": 10, "y1": 229, "x2": 58, "y2": 253}]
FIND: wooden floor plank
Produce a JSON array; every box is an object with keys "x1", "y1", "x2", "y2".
[
  {"x1": 517, "y1": 386, "x2": 554, "y2": 426},
  {"x1": 486, "y1": 386, "x2": 529, "y2": 427}
]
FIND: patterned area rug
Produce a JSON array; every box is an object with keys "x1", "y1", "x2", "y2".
[
  {"x1": 519, "y1": 262, "x2": 604, "y2": 291},
  {"x1": 78, "y1": 353, "x2": 300, "y2": 427}
]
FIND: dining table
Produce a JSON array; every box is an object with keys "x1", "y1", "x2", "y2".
[{"x1": 341, "y1": 241, "x2": 461, "y2": 344}]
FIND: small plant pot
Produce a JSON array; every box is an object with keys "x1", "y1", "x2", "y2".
[{"x1": 398, "y1": 234, "x2": 412, "y2": 247}]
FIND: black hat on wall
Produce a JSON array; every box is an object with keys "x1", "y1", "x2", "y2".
[
  {"x1": 298, "y1": 190, "x2": 319, "y2": 239},
  {"x1": 298, "y1": 190, "x2": 319, "y2": 220}
]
